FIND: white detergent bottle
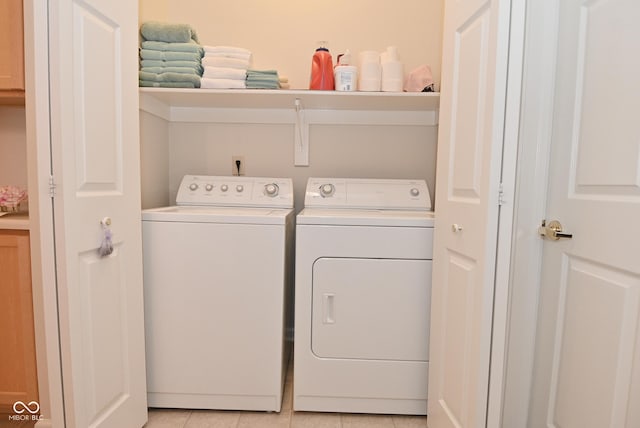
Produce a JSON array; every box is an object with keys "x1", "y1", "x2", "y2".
[
  {"x1": 334, "y1": 50, "x2": 357, "y2": 92},
  {"x1": 381, "y1": 46, "x2": 403, "y2": 92}
]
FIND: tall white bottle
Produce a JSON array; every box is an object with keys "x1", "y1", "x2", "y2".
[
  {"x1": 358, "y1": 50, "x2": 381, "y2": 92},
  {"x1": 381, "y1": 46, "x2": 403, "y2": 92}
]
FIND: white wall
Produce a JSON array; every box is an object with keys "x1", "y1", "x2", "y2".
[
  {"x1": 140, "y1": 110, "x2": 170, "y2": 209},
  {"x1": 0, "y1": 106, "x2": 28, "y2": 188},
  {"x1": 139, "y1": 0, "x2": 443, "y2": 90}
]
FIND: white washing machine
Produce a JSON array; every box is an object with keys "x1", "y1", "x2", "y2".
[
  {"x1": 142, "y1": 175, "x2": 294, "y2": 412},
  {"x1": 294, "y1": 178, "x2": 434, "y2": 415}
]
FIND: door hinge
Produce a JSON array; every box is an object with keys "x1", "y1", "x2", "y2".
[
  {"x1": 49, "y1": 175, "x2": 56, "y2": 198},
  {"x1": 498, "y1": 183, "x2": 505, "y2": 206}
]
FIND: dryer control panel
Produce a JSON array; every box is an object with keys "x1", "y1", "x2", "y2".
[
  {"x1": 304, "y1": 178, "x2": 431, "y2": 211},
  {"x1": 176, "y1": 175, "x2": 294, "y2": 208}
]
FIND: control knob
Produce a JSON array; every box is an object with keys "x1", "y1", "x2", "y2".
[
  {"x1": 410, "y1": 188, "x2": 420, "y2": 197},
  {"x1": 220, "y1": 184, "x2": 229, "y2": 192},
  {"x1": 319, "y1": 183, "x2": 335, "y2": 198},
  {"x1": 264, "y1": 183, "x2": 279, "y2": 197},
  {"x1": 205, "y1": 184, "x2": 214, "y2": 192},
  {"x1": 189, "y1": 183, "x2": 199, "y2": 191},
  {"x1": 236, "y1": 185, "x2": 244, "y2": 193}
]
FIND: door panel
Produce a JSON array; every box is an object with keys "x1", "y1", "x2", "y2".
[
  {"x1": 551, "y1": 258, "x2": 640, "y2": 428},
  {"x1": 440, "y1": 251, "x2": 476, "y2": 427},
  {"x1": 529, "y1": 1, "x2": 640, "y2": 427},
  {"x1": 450, "y1": 8, "x2": 490, "y2": 201},
  {"x1": 73, "y1": 3, "x2": 122, "y2": 192},
  {"x1": 428, "y1": 0, "x2": 511, "y2": 426},
  {"x1": 312, "y1": 257, "x2": 431, "y2": 361},
  {"x1": 572, "y1": 0, "x2": 640, "y2": 193},
  {"x1": 48, "y1": 0, "x2": 146, "y2": 426}
]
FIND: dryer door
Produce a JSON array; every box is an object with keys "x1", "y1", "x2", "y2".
[{"x1": 311, "y1": 257, "x2": 431, "y2": 361}]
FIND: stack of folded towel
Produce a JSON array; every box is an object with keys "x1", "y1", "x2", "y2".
[
  {"x1": 279, "y1": 76, "x2": 290, "y2": 90},
  {"x1": 201, "y1": 46, "x2": 252, "y2": 89},
  {"x1": 246, "y1": 69, "x2": 281, "y2": 89},
  {"x1": 139, "y1": 21, "x2": 203, "y2": 88}
]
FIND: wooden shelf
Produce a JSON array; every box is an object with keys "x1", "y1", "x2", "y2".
[{"x1": 139, "y1": 88, "x2": 439, "y2": 111}]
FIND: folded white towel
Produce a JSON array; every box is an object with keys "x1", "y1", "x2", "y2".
[
  {"x1": 202, "y1": 56, "x2": 251, "y2": 69},
  {"x1": 204, "y1": 52, "x2": 252, "y2": 62},
  {"x1": 201, "y1": 78, "x2": 247, "y2": 89},
  {"x1": 203, "y1": 67, "x2": 247, "y2": 80},
  {"x1": 203, "y1": 45, "x2": 251, "y2": 55},
  {"x1": 203, "y1": 46, "x2": 252, "y2": 62}
]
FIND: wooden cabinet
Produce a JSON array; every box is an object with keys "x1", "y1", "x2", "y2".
[
  {"x1": 0, "y1": 230, "x2": 38, "y2": 411},
  {"x1": 0, "y1": 0, "x2": 25, "y2": 105}
]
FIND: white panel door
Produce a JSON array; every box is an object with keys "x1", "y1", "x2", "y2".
[
  {"x1": 427, "y1": 0, "x2": 512, "y2": 427},
  {"x1": 529, "y1": 1, "x2": 640, "y2": 427},
  {"x1": 47, "y1": 0, "x2": 147, "y2": 426}
]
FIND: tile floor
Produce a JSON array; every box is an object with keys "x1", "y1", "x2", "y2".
[{"x1": 145, "y1": 357, "x2": 428, "y2": 428}]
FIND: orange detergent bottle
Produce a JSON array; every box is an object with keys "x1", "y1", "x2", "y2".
[{"x1": 309, "y1": 43, "x2": 334, "y2": 90}]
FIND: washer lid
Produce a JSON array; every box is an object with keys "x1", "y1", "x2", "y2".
[
  {"x1": 304, "y1": 177, "x2": 431, "y2": 210},
  {"x1": 297, "y1": 208, "x2": 435, "y2": 227},
  {"x1": 142, "y1": 206, "x2": 293, "y2": 225}
]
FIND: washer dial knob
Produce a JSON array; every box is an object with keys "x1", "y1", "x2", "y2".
[
  {"x1": 220, "y1": 184, "x2": 229, "y2": 192},
  {"x1": 189, "y1": 183, "x2": 199, "y2": 191},
  {"x1": 320, "y1": 183, "x2": 335, "y2": 198},
  {"x1": 264, "y1": 183, "x2": 279, "y2": 197},
  {"x1": 410, "y1": 188, "x2": 420, "y2": 197},
  {"x1": 236, "y1": 185, "x2": 244, "y2": 193},
  {"x1": 205, "y1": 184, "x2": 214, "y2": 192}
]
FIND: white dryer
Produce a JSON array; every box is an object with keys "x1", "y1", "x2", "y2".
[
  {"x1": 294, "y1": 178, "x2": 434, "y2": 415},
  {"x1": 142, "y1": 175, "x2": 294, "y2": 412}
]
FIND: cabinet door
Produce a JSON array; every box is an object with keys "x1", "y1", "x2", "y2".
[
  {"x1": 0, "y1": 0, "x2": 25, "y2": 90},
  {"x1": 0, "y1": 230, "x2": 37, "y2": 411}
]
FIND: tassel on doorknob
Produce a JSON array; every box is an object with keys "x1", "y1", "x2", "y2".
[{"x1": 98, "y1": 217, "x2": 114, "y2": 257}]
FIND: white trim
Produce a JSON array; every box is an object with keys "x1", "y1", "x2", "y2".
[
  {"x1": 499, "y1": 0, "x2": 559, "y2": 426},
  {"x1": 486, "y1": 0, "x2": 527, "y2": 425},
  {"x1": 24, "y1": 0, "x2": 66, "y2": 427}
]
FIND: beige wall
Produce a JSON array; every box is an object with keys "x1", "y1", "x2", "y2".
[
  {"x1": 139, "y1": 0, "x2": 443, "y2": 90},
  {"x1": 163, "y1": 121, "x2": 437, "y2": 212},
  {"x1": 138, "y1": 1, "x2": 443, "y2": 211},
  {"x1": 0, "y1": 106, "x2": 28, "y2": 188}
]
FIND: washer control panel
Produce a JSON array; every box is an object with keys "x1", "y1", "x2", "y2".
[
  {"x1": 176, "y1": 175, "x2": 293, "y2": 208},
  {"x1": 304, "y1": 178, "x2": 431, "y2": 210}
]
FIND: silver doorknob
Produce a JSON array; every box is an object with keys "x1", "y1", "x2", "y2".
[{"x1": 539, "y1": 220, "x2": 573, "y2": 241}]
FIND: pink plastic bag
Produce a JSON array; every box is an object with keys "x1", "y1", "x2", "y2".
[{"x1": 404, "y1": 64, "x2": 434, "y2": 92}]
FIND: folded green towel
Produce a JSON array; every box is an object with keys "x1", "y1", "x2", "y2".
[
  {"x1": 140, "y1": 59, "x2": 203, "y2": 72},
  {"x1": 140, "y1": 21, "x2": 199, "y2": 43},
  {"x1": 140, "y1": 49, "x2": 202, "y2": 62},
  {"x1": 139, "y1": 80, "x2": 197, "y2": 88},
  {"x1": 141, "y1": 66, "x2": 200, "y2": 75},
  {"x1": 247, "y1": 69, "x2": 279, "y2": 77},
  {"x1": 247, "y1": 74, "x2": 279, "y2": 81},
  {"x1": 141, "y1": 40, "x2": 203, "y2": 55},
  {"x1": 246, "y1": 81, "x2": 280, "y2": 89},
  {"x1": 139, "y1": 71, "x2": 201, "y2": 88}
]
